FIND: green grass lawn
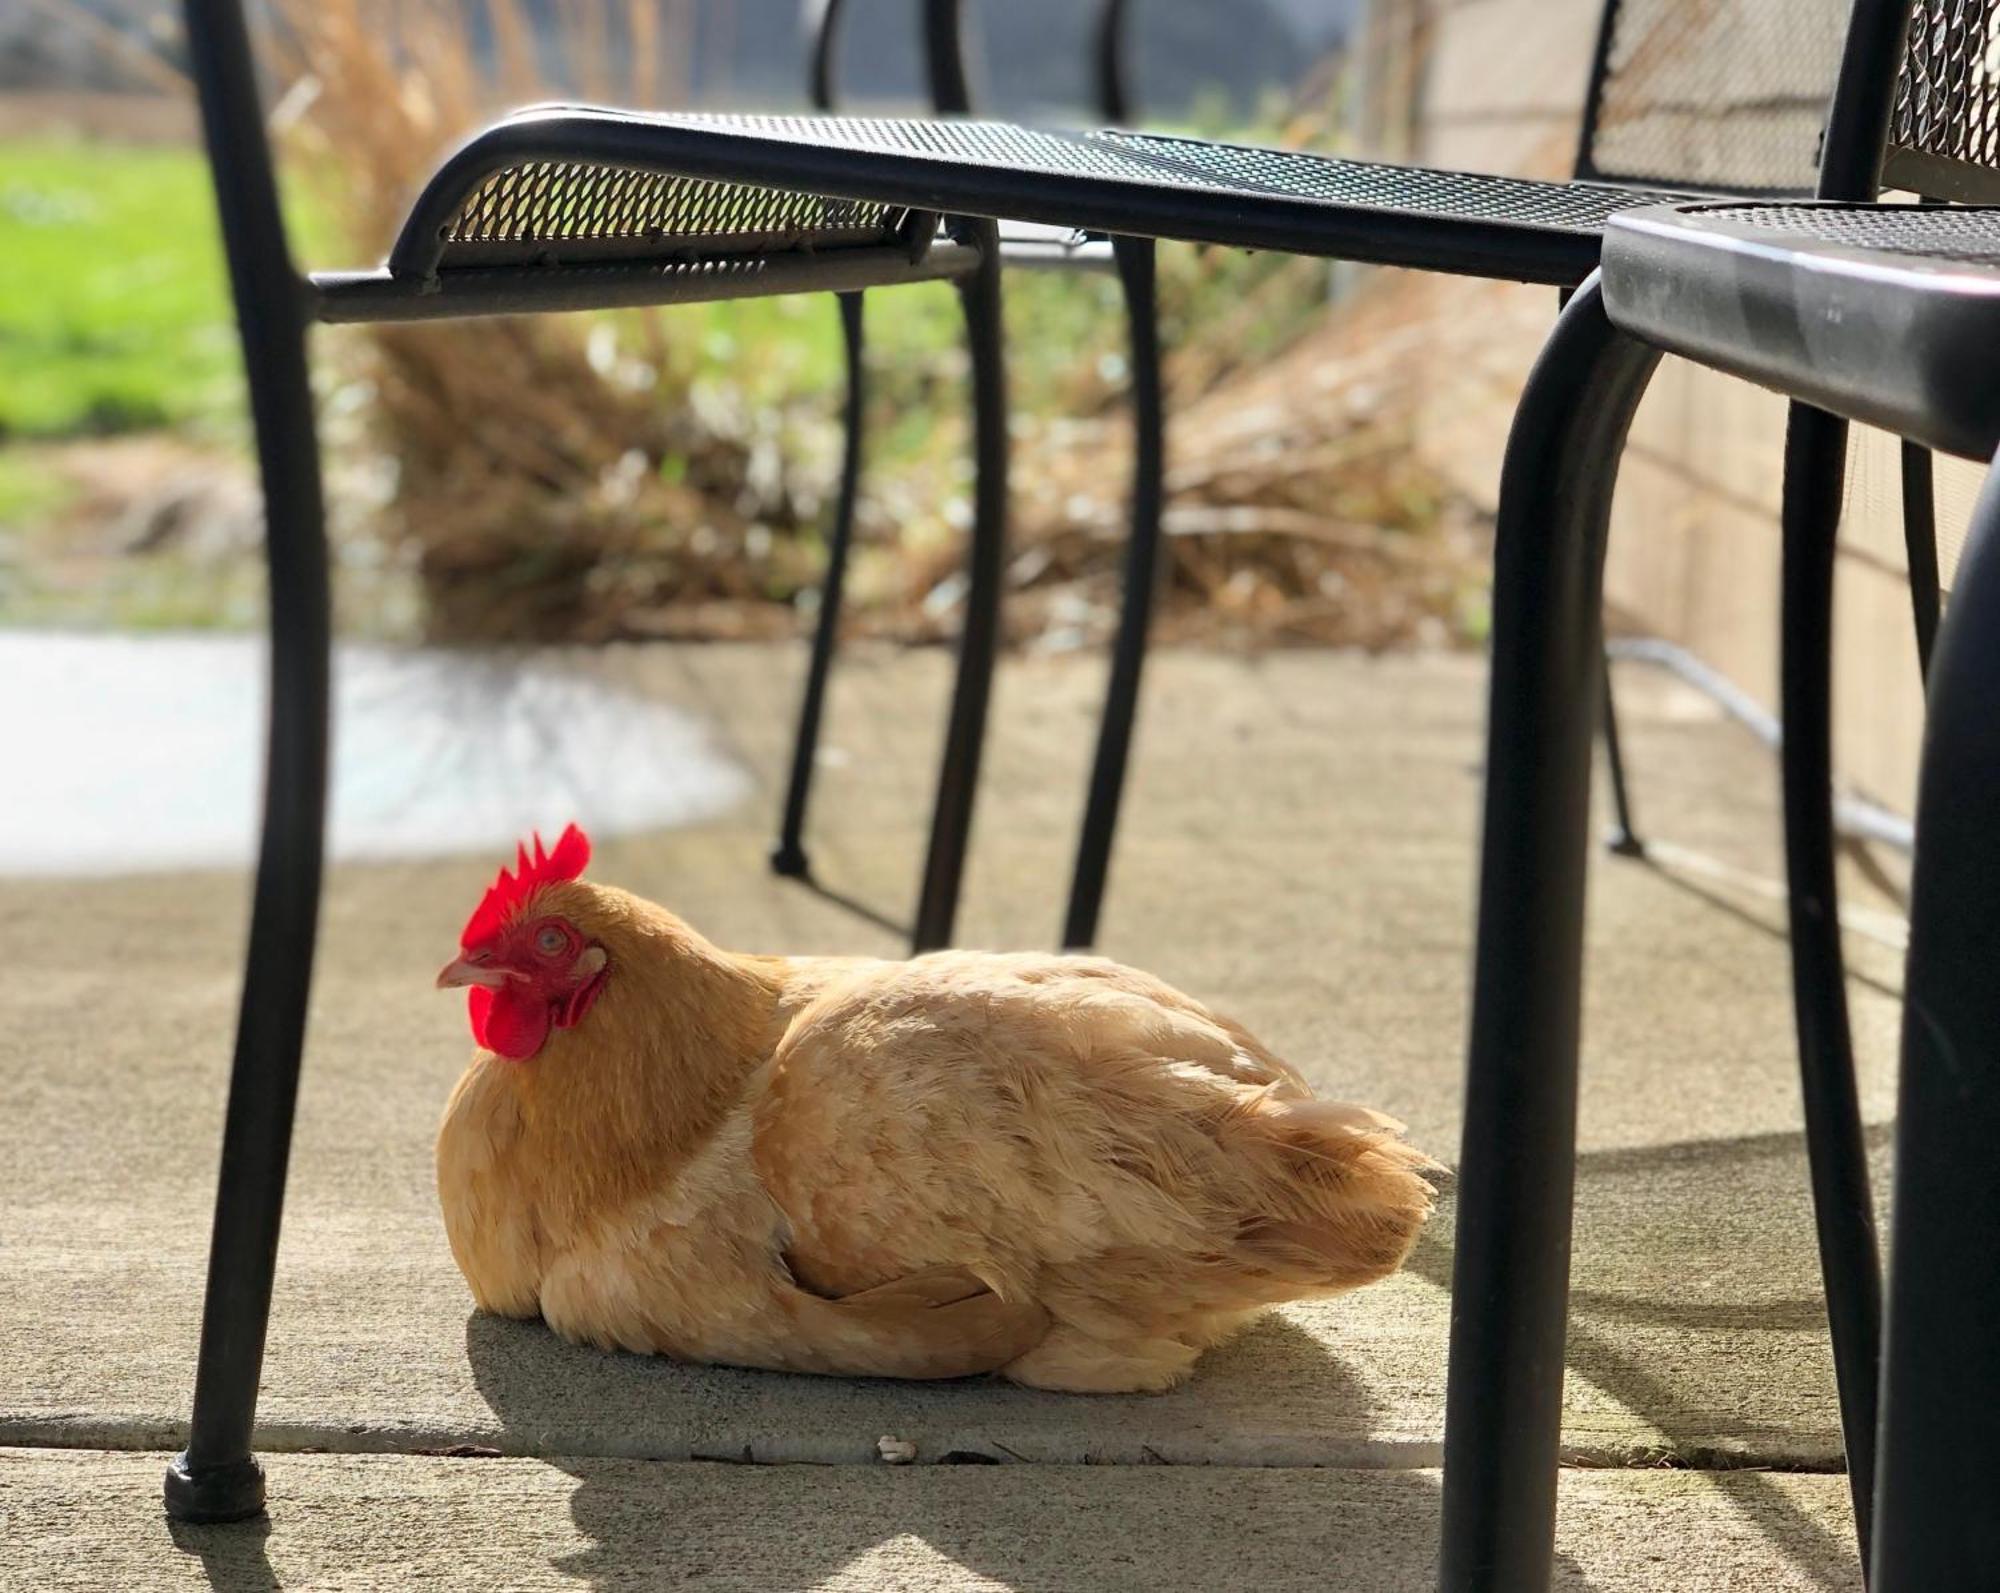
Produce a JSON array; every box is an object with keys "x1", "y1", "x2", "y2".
[
  {"x1": 0, "y1": 135, "x2": 1132, "y2": 442},
  {"x1": 0, "y1": 140, "x2": 243, "y2": 439}
]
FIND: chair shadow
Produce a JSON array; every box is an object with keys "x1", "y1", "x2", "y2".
[
  {"x1": 1405, "y1": 1121, "x2": 1890, "y2": 1593},
  {"x1": 166, "y1": 1515, "x2": 279, "y2": 1593},
  {"x1": 779, "y1": 870, "x2": 912, "y2": 942},
  {"x1": 461, "y1": 1309, "x2": 1595, "y2": 1590},
  {"x1": 1637, "y1": 854, "x2": 1906, "y2": 1004}
]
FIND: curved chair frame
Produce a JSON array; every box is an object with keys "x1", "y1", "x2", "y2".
[
  {"x1": 774, "y1": 0, "x2": 1167, "y2": 952},
  {"x1": 1443, "y1": 6, "x2": 1916, "y2": 1583},
  {"x1": 165, "y1": 0, "x2": 331, "y2": 1522},
  {"x1": 787, "y1": 0, "x2": 1945, "y2": 972},
  {"x1": 1455, "y1": 148, "x2": 2000, "y2": 1593}
]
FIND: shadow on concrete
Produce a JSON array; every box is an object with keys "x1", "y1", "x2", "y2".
[
  {"x1": 1637, "y1": 857, "x2": 1905, "y2": 1005},
  {"x1": 1408, "y1": 1121, "x2": 1888, "y2": 1593},
  {"x1": 531, "y1": 1460, "x2": 1597, "y2": 1592},
  {"x1": 459, "y1": 1307, "x2": 1380, "y2": 1469},
  {"x1": 781, "y1": 872, "x2": 911, "y2": 942},
  {"x1": 459, "y1": 1308, "x2": 1603, "y2": 1590},
  {"x1": 167, "y1": 1514, "x2": 278, "y2": 1593}
]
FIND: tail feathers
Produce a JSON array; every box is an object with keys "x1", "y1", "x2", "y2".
[
  {"x1": 1263, "y1": 1095, "x2": 1411, "y2": 1141},
  {"x1": 1226, "y1": 1092, "x2": 1440, "y2": 1295}
]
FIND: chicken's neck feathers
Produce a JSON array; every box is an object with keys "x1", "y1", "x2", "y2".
[{"x1": 494, "y1": 882, "x2": 784, "y2": 1233}]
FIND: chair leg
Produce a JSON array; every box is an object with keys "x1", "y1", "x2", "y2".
[
  {"x1": 1062, "y1": 236, "x2": 1163, "y2": 951},
  {"x1": 772, "y1": 290, "x2": 867, "y2": 880},
  {"x1": 1779, "y1": 402, "x2": 1884, "y2": 1556},
  {"x1": 1439, "y1": 279, "x2": 1660, "y2": 1593},
  {"x1": 1898, "y1": 438, "x2": 1942, "y2": 683},
  {"x1": 1599, "y1": 649, "x2": 1645, "y2": 857},
  {"x1": 911, "y1": 224, "x2": 1007, "y2": 953},
  {"x1": 166, "y1": 0, "x2": 332, "y2": 1525},
  {"x1": 1870, "y1": 443, "x2": 2000, "y2": 1593},
  {"x1": 1558, "y1": 281, "x2": 1648, "y2": 866}
]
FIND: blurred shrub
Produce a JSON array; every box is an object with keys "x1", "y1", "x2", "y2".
[
  {"x1": 255, "y1": 1, "x2": 1480, "y2": 650},
  {"x1": 266, "y1": 0, "x2": 842, "y2": 641}
]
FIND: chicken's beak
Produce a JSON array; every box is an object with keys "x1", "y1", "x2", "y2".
[{"x1": 436, "y1": 956, "x2": 513, "y2": 990}]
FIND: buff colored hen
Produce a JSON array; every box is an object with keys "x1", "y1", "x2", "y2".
[{"x1": 436, "y1": 826, "x2": 1437, "y2": 1392}]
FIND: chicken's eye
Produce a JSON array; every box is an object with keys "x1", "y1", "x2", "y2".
[{"x1": 535, "y1": 926, "x2": 568, "y2": 957}]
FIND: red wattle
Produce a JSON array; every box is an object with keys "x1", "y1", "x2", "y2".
[
  {"x1": 467, "y1": 985, "x2": 553, "y2": 1061},
  {"x1": 467, "y1": 986, "x2": 494, "y2": 1049}
]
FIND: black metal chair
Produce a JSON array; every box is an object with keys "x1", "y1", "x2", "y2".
[
  {"x1": 774, "y1": 0, "x2": 1166, "y2": 955},
  {"x1": 874, "y1": 0, "x2": 1904, "y2": 953},
  {"x1": 164, "y1": 0, "x2": 1018, "y2": 1525},
  {"x1": 1445, "y1": 5, "x2": 2000, "y2": 1588},
  {"x1": 1469, "y1": 180, "x2": 2000, "y2": 1593},
  {"x1": 162, "y1": 3, "x2": 1960, "y2": 1585},
  {"x1": 790, "y1": 0, "x2": 1907, "y2": 959}
]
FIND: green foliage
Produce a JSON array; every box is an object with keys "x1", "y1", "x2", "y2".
[
  {"x1": 0, "y1": 135, "x2": 1123, "y2": 445},
  {"x1": 0, "y1": 140, "x2": 244, "y2": 439},
  {"x1": 0, "y1": 451, "x2": 76, "y2": 523}
]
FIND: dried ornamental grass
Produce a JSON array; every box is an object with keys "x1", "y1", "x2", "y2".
[
  {"x1": 263, "y1": 0, "x2": 826, "y2": 641},
  {"x1": 39, "y1": 0, "x2": 1481, "y2": 650}
]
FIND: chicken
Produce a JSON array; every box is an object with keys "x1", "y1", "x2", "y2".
[{"x1": 435, "y1": 825, "x2": 1437, "y2": 1393}]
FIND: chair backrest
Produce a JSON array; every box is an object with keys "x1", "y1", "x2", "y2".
[
  {"x1": 1574, "y1": 0, "x2": 1858, "y2": 195},
  {"x1": 804, "y1": 0, "x2": 1129, "y2": 122},
  {"x1": 804, "y1": 0, "x2": 846, "y2": 112},
  {"x1": 1882, "y1": 0, "x2": 2000, "y2": 201},
  {"x1": 1578, "y1": 0, "x2": 2000, "y2": 205}
]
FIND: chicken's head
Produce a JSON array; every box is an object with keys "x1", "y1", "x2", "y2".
[{"x1": 436, "y1": 823, "x2": 609, "y2": 1061}]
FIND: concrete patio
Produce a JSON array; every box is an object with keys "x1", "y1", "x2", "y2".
[{"x1": 1, "y1": 642, "x2": 1902, "y2": 1589}]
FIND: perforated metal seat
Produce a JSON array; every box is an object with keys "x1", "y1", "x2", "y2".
[
  {"x1": 1604, "y1": 201, "x2": 2000, "y2": 459},
  {"x1": 309, "y1": 129, "x2": 982, "y2": 323},
  {"x1": 359, "y1": 109, "x2": 1700, "y2": 299},
  {"x1": 431, "y1": 157, "x2": 917, "y2": 267}
]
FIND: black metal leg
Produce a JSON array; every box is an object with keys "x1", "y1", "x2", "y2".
[
  {"x1": 1559, "y1": 280, "x2": 1643, "y2": 864},
  {"x1": 1439, "y1": 279, "x2": 1660, "y2": 1593},
  {"x1": 772, "y1": 290, "x2": 866, "y2": 881},
  {"x1": 1061, "y1": 237, "x2": 1163, "y2": 951},
  {"x1": 167, "y1": 0, "x2": 332, "y2": 1524},
  {"x1": 1898, "y1": 438, "x2": 1942, "y2": 684},
  {"x1": 804, "y1": 0, "x2": 844, "y2": 113},
  {"x1": 1599, "y1": 651, "x2": 1645, "y2": 857},
  {"x1": 911, "y1": 223, "x2": 1007, "y2": 953},
  {"x1": 1779, "y1": 402, "x2": 1883, "y2": 1556},
  {"x1": 1094, "y1": 0, "x2": 1133, "y2": 123},
  {"x1": 922, "y1": 0, "x2": 972, "y2": 116},
  {"x1": 1870, "y1": 444, "x2": 2000, "y2": 1593}
]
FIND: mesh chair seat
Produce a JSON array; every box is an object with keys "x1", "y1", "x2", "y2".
[
  {"x1": 309, "y1": 124, "x2": 981, "y2": 323},
  {"x1": 1603, "y1": 201, "x2": 2000, "y2": 461},
  {"x1": 384, "y1": 110, "x2": 1701, "y2": 291}
]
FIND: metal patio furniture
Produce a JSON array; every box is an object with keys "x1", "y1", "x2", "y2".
[
  {"x1": 782, "y1": 0, "x2": 1930, "y2": 960},
  {"x1": 1448, "y1": 5, "x2": 2000, "y2": 1584},
  {"x1": 165, "y1": 0, "x2": 1018, "y2": 1525},
  {"x1": 774, "y1": 0, "x2": 1166, "y2": 955},
  {"x1": 161, "y1": 1, "x2": 1958, "y2": 1587},
  {"x1": 1460, "y1": 174, "x2": 2000, "y2": 1593},
  {"x1": 1589, "y1": 191, "x2": 2000, "y2": 1593}
]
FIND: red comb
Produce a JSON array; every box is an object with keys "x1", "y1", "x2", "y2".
[{"x1": 460, "y1": 823, "x2": 591, "y2": 947}]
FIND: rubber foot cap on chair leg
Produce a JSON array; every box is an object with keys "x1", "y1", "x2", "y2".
[
  {"x1": 1605, "y1": 827, "x2": 1646, "y2": 860},
  {"x1": 769, "y1": 842, "x2": 812, "y2": 879},
  {"x1": 164, "y1": 1452, "x2": 266, "y2": 1523}
]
